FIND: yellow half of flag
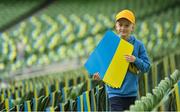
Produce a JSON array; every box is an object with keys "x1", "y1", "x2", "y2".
[{"x1": 103, "y1": 39, "x2": 134, "y2": 88}]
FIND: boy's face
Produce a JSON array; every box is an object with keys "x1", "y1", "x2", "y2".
[{"x1": 115, "y1": 18, "x2": 134, "y2": 38}]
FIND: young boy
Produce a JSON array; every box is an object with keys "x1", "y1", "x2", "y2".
[{"x1": 93, "y1": 9, "x2": 151, "y2": 111}]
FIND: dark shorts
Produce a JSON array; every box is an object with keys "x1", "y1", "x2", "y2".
[{"x1": 109, "y1": 96, "x2": 136, "y2": 111}]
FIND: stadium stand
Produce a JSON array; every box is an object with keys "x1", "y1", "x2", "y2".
[{"x1": 0, "y1": 0, "x2": 180, "y2": 111}]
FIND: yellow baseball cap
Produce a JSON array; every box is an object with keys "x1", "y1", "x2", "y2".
[{"x1": 115, "y1": 9, "x2": 135, "y2": 24}]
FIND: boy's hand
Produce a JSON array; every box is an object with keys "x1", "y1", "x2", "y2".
[
  {"x1": 125, "y1": 55, "x2": 136, "y2": 62},
  {"x1": 93, "y1": 72, "x2": 100, "y2": 80}
]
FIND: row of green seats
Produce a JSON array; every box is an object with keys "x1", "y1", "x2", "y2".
[
  {"x1": 0, "y1": 68, "x2": 100, "y2": 111},
  {"x1": 1, "y1": 21, "x2": 179, "y2": 72},
  {"x1": 0, "y1": 0, "x2": 46, "y2": 29},
  {"x1": 42, "y1": 0, "x2": 177, "y2": 18},
  {"x1": 0, "y1": 79, "x2": 100, "y2": 111},
  {"x1": 1, "y1": 52, "x2": 179, "y2": 111},
  {"x1": 138, "y1": 51, "x2": 180, "y2": 97},
  {"x1": 129, "y1": 70, "x2": 180, "y2": 111}
]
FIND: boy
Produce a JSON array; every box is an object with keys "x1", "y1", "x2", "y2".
[{"x1": 93, "y1": 9, "x2": 151, "y2": 111}]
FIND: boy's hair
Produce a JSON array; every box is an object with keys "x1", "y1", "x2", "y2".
[{"x1": 115, "y1": 9, "x2": 135, "y2": 24}]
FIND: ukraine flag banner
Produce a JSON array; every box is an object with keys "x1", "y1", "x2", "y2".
[{"x1": 84, "y1": 30, "x2": 134, "y2": 88}]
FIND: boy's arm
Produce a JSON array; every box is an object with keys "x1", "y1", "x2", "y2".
[{"x1": 134, "y1": 44, "x2": 151, "y2": 73}]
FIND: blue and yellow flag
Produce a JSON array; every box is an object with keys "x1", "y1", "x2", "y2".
[
  {"x1": 50, "y1": 92, "x2": 55, "y2": 107},
  {"x1": 77, "y1": 95, "x2": 83, "y2": 111},
  {"x1": 61, "y1": 87, "x2": 67, "y2": 102},
  {"x1": 5, "y1": 99, "x2": 13, "y2": 111},
  {"x1": 24, "y1": 100, "x2": 31, "y2": 111},
  {"x1": 84, "y1": 30, "x2": 134, "y2": 88},
  {"x1": 83, "y1": 91, "x2": 91, "y2": 111},
  {"x1": 59, "y1": 103, "x2": 64, "y2": 111},
  {"x1": 45, "y1": 107, "x2": 54, "y2": 112}
]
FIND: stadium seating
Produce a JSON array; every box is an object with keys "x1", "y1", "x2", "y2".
[
  {"x1": 0, "y1": 0, "x2": 179, "y2": 111},
  {"x1": 1, "y1": 6, "x2": 180, "y2": 72}
]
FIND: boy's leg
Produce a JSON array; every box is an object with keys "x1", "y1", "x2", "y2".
[{"x1": 109, "y1": 96, "x2": 136, "y2": 111}]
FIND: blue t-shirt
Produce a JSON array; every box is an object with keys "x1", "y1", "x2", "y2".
[{"x1": 106, "y1": 35, "x2": 151, "y2": 98}]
